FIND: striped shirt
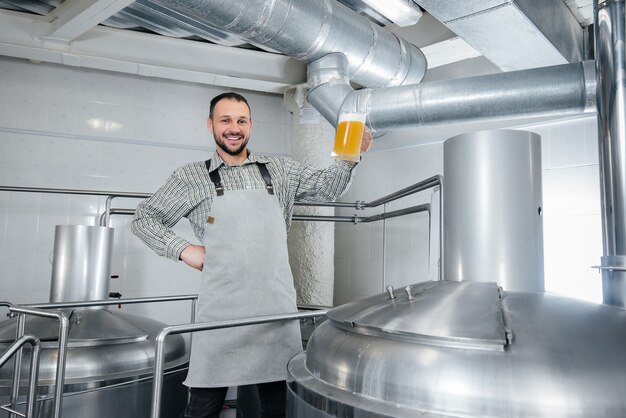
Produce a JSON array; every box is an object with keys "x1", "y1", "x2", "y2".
[{"x1": 131, "y1": 150, "x2": 357, "y2": 261}]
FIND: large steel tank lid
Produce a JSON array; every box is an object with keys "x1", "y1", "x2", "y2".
[
  {"x1": 328, "y1": 281, "x2": 508, "y2": 350},
  {"x1": 294, "y1": 281, "x2": 626, "y2": 416}
]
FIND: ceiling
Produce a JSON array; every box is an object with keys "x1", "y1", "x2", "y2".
[{"x1": 0, "y1": 0, "x2": 594, "y2": 94}]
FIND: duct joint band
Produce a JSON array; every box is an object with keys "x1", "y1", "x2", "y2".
[
  {"x1": 386, "y1": 37, "x2": 412, "y2": 87},
  {"x1": 299, "y1": 0, "x2": 333, "y2": 60},
  {"x1": 582, "y1": 61, "x2": 597, "y2": 112},
  {"x1": 351, "y1": 20, "x2": 379, "y2": 82}
]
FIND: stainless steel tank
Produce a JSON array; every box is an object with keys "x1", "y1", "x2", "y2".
[
  {"x1": 0, "y1": 225, "x2": 189, "y2": 417},
  {"x1": 49, "y1": 225, "x2": 114, "y2": 304},
  {"x1": 287, "y1": 280, "x2": 626, "y2": 417},
  {"x1": 444, "y1": 130, "x2": 544, "y2": 292}
]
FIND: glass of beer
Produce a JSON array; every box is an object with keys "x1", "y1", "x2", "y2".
[{"x1": 332, "y1": 112, "x2": 366, "y2": 162}]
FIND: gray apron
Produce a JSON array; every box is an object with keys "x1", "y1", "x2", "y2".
[{"x1": 183, "y1": 162, "x2": 303, "y2": 388}]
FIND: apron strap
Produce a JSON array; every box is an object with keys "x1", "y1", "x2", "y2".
[
  {"x1": 205, "y1": 159, "x2": 224, "y2": 196},
  {"x1": 256, "y1": 162, "x2": 275, "y2": 195},
  {"x1": 205, "y1": 159, "x2": 274, "y2": 196}
]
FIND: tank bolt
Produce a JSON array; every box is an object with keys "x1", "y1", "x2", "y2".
[
  {"x1": 405, "y1": 286, "x2": 414, "y2": 301},
  {"x1": 386, "y1": 285, "x2": 396, "y2": 299},
  {"x1": 506, "y1": 329, "x2": 514, "y2": 345}
]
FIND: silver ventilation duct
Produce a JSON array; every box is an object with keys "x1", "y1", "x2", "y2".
[
  {"x1": 147, "y1": 0, "x2": 427, "y2": 88},
  {"x1": 595, "y1": 0, "x2": 626, "y2": 308},
  {"x1": 306, "y1": 53, "x2": 354, "y2": 126},
  {"x1": 122, "y1": 0, "x2": 596, "y2": 131},
  {"x1": 308, "y1": 55, "x2": 596, "y2": 130}
]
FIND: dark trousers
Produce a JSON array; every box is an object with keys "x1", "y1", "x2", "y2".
[{"x1": 184, "y1": 381, "x2": 286, "y2": 418}]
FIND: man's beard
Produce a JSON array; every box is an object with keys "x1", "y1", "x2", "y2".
[{"x1": 214, "y1": 133, "x2": 249, "y2": 156}]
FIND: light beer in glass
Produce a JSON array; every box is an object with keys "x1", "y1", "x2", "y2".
[{"x1": 332, "y1": 112, "x2": 366, "y2": 162}]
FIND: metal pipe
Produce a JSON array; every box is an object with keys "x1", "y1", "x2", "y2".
[
  {"x1": 293, "y1": 215, "x2": 358, "y2": 223},
  {"x1": 295, "y1": 201, "x2": 362, "y2": 208},
  {"x1": 0, "y1": 405, "x2": 23, "y2": 417},
  {"x1": 150, "y1": 309, "x2": 328, "y2": 418},
  {"x1": 23, "y1": 295, "x2": 198, "y2": 339},
  {"x1": 359, "y1": 204, "x2": 430, "y2": 223},
  {"x1": 9, "y1": 314, "x2": 25, "y2": 418},
  {"x1": 102, "y1": 196, "x2": 114, "y2": 226},
  {"x1": 0, "y1": 185, "x2": 368, "y2": 219},
  {"x1": 0, "y1": 186, "x2": 151, "y2": 199},
  {"x1": 0, "y1": 335, "x2": 40, "y2": 418},
  {"x1": 365, "y1": 176, "x2": 442, "y2": 208},
  {"x1": 595, "y1": 0, "x2": 626, "y2": 308},
  {"x1": 0, "y1": 184, "x2": 415, "y2": 212},
  {"x1": 382, "y1": 203, "x2": 387, "y2": 291},
  {"x1": 8, "y1": 306, "x2": 69, "y2": 418},
  {"x1": 148, "y1": 0, "x2": 426, "y2": 88},
  {"x1": 24, "y1": 294, "x2": 198, "y2": 310}
]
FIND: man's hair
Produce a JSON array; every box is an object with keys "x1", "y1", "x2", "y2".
[{"x1": 209, "y1": 92, "x2": 251, "y2": 119}]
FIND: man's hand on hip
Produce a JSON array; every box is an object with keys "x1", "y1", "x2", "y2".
[{"x1": 180, "y1": 245, "x2": 206, "y2": 271}]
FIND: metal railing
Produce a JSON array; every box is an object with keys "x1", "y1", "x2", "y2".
[
  {"x1": 0, "y1": 176, "x2": 444, "y2": 284},
  {"x1": 1, "y1": 299, "x2": 326, "y2": 418},
  {"x1": 21, "y1": 295, "x2": 198, "y2": 317},
  {"x1": 0, "y1": 175, "x2": 442, "y2": 228},
  {"x1": 0, "y1": 335, "x2": 41, "y2": 418},
  {"x1": 0, "y1": 295, "x2": 198, "y2": 418},
  {"x1": 0, "y1": 306, "x2": 69, "y2": 418},
  {"x1": 149, "y1": 309, "x2": 329, "y2": 418}
]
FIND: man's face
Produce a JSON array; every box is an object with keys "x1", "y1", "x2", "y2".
[{"x1": 208, "y1": 99, "x2": 252, "y2": 157}]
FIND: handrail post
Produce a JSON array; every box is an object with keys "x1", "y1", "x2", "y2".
[
  {"x1": 8, "y1": 307, "x2": 69, "y2": 418},
  {"x1": 437, "y1": 175, "x2": 444, "y2": 281},
  {"x1": 101, "y1": 195, "x2": 114, "y2": 226},
  {"x1": 9, "y1": 314, "x2": 25, "y2": 418},
  {"x1": 151, "y1": 328, "x2": 171, "y2": 418},
  {"x1": 0, "y1": 335, "x2": 41, "y2": 418}
]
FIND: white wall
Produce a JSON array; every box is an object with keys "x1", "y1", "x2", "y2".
[
  {"x1": 0, "y1": 56, "x2": 293, "y2": 324},
  {"x1": 334, "y1": 139, "x2": 443, "y2": 305},
  {"x1": 528, "y1": 116, "x2": 603, "y2": 302},
  {"x1": 334, "y1": 116, "x2": 603, "y2": 305}
]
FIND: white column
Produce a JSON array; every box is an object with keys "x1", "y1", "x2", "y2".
[{"x1": 283, "y1": 84, "x2": 336, "y2": 306}]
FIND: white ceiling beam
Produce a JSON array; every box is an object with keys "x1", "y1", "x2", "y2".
[
  {"x1": 45, "y1": 0, "x2": 136, "y2": 43},
  {"x1": 0, "y1": 9, "x2": 306, "y2": 94}
]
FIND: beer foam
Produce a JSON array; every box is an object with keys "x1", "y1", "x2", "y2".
[{"x1": 338, "y1": 112, "x2": 366, "y2": 123}]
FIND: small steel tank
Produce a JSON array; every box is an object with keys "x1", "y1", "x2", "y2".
[
  {"x1": 444, "y1": 129, "x2": 544, "y2": 292},
  {"x1": 287, "y1": 281, "x2": 626, "y2": 417},
  {"x1": 0, "y1": 225, "x2": 189, "y2": 417}
]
